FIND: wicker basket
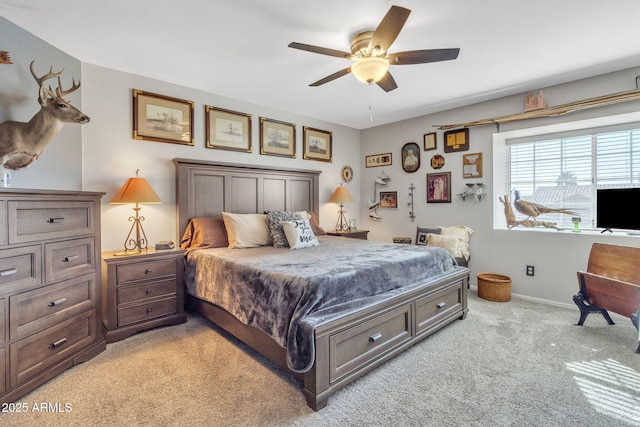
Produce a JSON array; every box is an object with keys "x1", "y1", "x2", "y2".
[
  {"x1": 393, "y1": 237, "x2": 412, "y2": 244},
  {"x1": 477, "y1": 273, "x2": 512, "y2": 302}
]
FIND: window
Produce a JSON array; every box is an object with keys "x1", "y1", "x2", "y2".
[{"x1": 509, "y1": 126, "x2": 640, "y2": 229}]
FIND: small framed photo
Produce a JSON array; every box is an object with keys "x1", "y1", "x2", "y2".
[
  {"x1": 427, "y1": 172, "x2": 451, "y2": 203},
  {"x1": 205, "y1": 105, "x2": 251, "y2": 152},
  {"x1": 303, "y1": 126, "x2": 332, "y2": 162},
  {"x1": 402, "y1": 142, "x2": 420, "y2": 173},
  {"x1": 380, "y1": 191, "x2": 398, "y2": 208},
  {"x1": 443, "y1": 128, "x2": 469, "y2": 153},
  {"x1": 365, "y1": 153, "x2": 392, "y2": 168},
  {"x1": 133, "y1": 89, "x2": 194, "y2": 145},
  {"x1": 424, "y1": 132, "x2": 437, "y2": 151},
  {"x1": 463, "y1": 152, "x2": 483, "y2": 178},
  {"x1": 260, "y1": 117, "x2": 296, "y2": 157},
  {"x1": 416, "y1": 231, "x2": 428, "y2": 245},
  {"x1": 349, "y1": 218, "x2": 357, "y2": 230}
]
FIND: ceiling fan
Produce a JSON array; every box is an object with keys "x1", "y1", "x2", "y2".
[{"x1": 288, "y1": 5, "x2": 460, "y2": 92}]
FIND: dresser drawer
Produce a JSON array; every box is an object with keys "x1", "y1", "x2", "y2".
[
  {"x1": 329, "y1": 304, "x2": 412, "y2": 383},
  {"x1": 0, "y1": 346, "x2": 5, "y2": 395},
  {"x1": 0, "y1": 246, "x2": 41, "y2": 293},
  {"x1": 117, "y1": 278, "x2": 176, "y2": 305},
  {"x1": 116, "y1": 258, "x2": 177, "y2": 284},
  {"x1": 10, "y1": 309, "x2": 97, "y2": 388},
  {"x1": 415, "y1": 283, "x2": 463, "y2": 336},
  {"x1": 0, "y1": 298, "x2": 5, "y2": 344},
  {"x1": 8, "y1": 200, "x2": 95, "y2": 244},
  {"x1": 44, "y1": 237, "x2": 94, "y2": 282},
  {"x1": 10, "y1": 274, "x2": 96, "y2": 340},
  {"x1": 118, "y1": 296, "x2": 177, "y2": 327}
]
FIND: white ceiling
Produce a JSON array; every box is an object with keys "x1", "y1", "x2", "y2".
[{"x1": 3, "y1": 0, "x2": 640, "y2": 130}]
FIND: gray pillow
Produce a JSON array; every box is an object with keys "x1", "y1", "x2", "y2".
[
  {"x1": 416, "y1": 226, "x2": 440, "y2": 245},
  {"x1": 267, "y1": 211, "x2": 303, "y2": 247}
]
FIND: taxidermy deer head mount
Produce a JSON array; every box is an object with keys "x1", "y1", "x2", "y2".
[{"x1": 0, "y1": 60, "x2": 90, "y2": 170}]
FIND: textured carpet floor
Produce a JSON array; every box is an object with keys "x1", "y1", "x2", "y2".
[{"x1": 2, "y1": 292, "x2": 639, "y2": 427}]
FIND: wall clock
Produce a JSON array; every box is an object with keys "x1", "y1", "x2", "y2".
[{"x1": 341, "y1": 165, "x2": 353, "y2": 182}]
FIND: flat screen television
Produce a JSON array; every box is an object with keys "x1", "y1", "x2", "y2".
[{"x1": 596, "y1": 188, "x2": 640, "y2": 232}]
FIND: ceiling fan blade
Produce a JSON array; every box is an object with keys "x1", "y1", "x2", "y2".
[
  {"x1": 376, "y1": 71, "x2": 398, "y2": 92},
  {"x1": 288, "y1": 42, "x2": 354, "y2": 60},
  {"x1": 309, "y1": 68, "x2": 352, "y2": 87},
  {"x1": 368, "y1": 5, "x2": 411, "y2": 53},
  {"x1": 387, "y1": 48, "x2": 460, "y2": 65}
]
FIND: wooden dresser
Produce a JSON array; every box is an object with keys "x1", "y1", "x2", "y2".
[{"x1": 0, "y1": 189, "x2": 105, "y2": 403}]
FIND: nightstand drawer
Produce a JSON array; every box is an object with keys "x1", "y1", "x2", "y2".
[
  {"x1": 10, "y1": 309, "x2": 97, "y2": 388},
  {"x1": 118, "y1": 296, "x2": 177, "y2": 327},
  {"x1": 116, "y1": 259, "x2": 176, "y2": 284},
  {"x1": 117, "y1": 278, "x2": 176, "y2": 305},
  {"x1": 0, "y1": 245, "x2": 41, "y2": 292},
  {"x1": 10, "y1": 274, "x2": 96, "y2": 340},
  {"x1": 8, "y1": 201, "x2": 94, "y2": 244},
  {"x1": 44, "y1": 237, "x2": 94, "y2": 282}
]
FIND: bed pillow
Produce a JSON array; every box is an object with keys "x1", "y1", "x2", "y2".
[
  {"x1": 438, "y1": 225, "x2": 474, "y2": 260},
  {"x1": 180, "y1": 217, "x2": 228, "y2": 250},
  {"x1": 281, "y1": 219, "x2": 319, "y2": 250},
  {"x1": 222, "y1": 212, "x2": 271, "y2": 248},
  {"x1": 426, "y1": 233, "x2": 465, "y2": 258},
  {"x1": 415, "y1": 226, "x2": 440, "y2": 245},
  {"x1": 306, "y1": 211, "x2": 327, "y2": 236},
  {"x1": 267, "y1": 211, "x2": 303, "y2": 247}
]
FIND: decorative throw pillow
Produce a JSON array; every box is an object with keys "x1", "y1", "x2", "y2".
[
  {"x1": 281, "y1": 219, "x2": 319, "y2": 250},
  {"x1": 426, "y1": 233, "x2": 465, "y2": 258},
  {"x1": 438, "y1": 225, "x2": 474, "y2": 260},
  {"x1": 180, "y1": 217, "x2": 228, "y2": 250},
  {"x1": 306, "y1": 211, "x2": 327, "y2": 236},
  {"x1": 415, "y1": 226, "x2": 440, "y2": 245},
  {"x1": 267, "y1": 211, "x2": 303, "y2": 247},
  {"x1": 221, "y1": 212, "x2": 271, "y2": 248}
]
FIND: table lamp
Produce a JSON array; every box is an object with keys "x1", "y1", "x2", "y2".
[
  {"x1": 328, "y1": 185, "x2": 354, "y2": 232},
  {"x1": 110, "y1": 170, "x2": 162, "y2": 252}
]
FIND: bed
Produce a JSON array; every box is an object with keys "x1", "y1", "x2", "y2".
[{"x1": 174, "y1": 158, "x2": 469, "y2": 410}]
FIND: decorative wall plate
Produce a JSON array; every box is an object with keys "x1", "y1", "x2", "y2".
[
  {"x1": 430, "y1": 154, "x2": 445, "y2": 169},
  {"x1": 341, "y1": 165, "x2": 353, "y2": 182}
]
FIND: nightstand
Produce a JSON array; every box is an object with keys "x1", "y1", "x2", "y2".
[
  {"x1": 326, "y1": 230, "x2": 369, "y2": 240},
  {"x1": 102, "y1": 248, "x2": 186, "y2": 343}
]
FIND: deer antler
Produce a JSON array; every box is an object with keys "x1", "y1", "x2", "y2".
[
  {"x1": 55, "y1": 76, "x2": 81, "y2": 98},
  {"x1": 29, "y1": 60, "x2": 63, "y2": 102}
]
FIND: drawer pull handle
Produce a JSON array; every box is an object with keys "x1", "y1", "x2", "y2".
[
  {"x1": 437, "y1": 302, "x2": 446, "y2": 309},
  {"x1": 145, "y1": 268, "x2": 152, "y2": 274},
  {"x1": 146, "y1": 288, "x2": 152, "y2": 295},
  {"x1": 49, "y1": 337, "x2": 68, "y2": 349},
  {"x1": 0, "y1": 268, "x2": 17, "y2": 277},
  {"x1": 47, "y1": 217, "x2": 65, "y2": 223},
  {"x1": 63, "y1": 255, "x2": 79, "y2": 262},
  {"x1": 48, "y1": 297, "x2": 67, "y2": 307},
  {"x1": 369, "y1": 332, "x2": 383, "y2": 342},
  {"x1": 146, "y1": 308, "x2": 152, "y2": 314}
]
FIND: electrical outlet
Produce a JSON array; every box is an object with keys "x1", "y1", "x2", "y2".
[{"x1": 526, "y1": 265, "x2": 535, "y2": 276}]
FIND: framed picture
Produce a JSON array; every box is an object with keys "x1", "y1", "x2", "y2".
[
  {"x1": 416, "y1": 231, "x2": 428, "y2": 245},
  {"x1": 463, "y1": 152, "x2": 483, "y2": 178},
  {"x1": 133, "y1": 89, "x2": 194, "y2": 145},
  {"x1": 443, "y1": 128, "x2": 469, "y2": 153},
  {"x1": 303, "y1": 126, "x2": 332, "y2": 162},
  {"x1": 427, "y1": 172, "x2": 451, "y2": 203},
  {"x1": 424, "y1": 132, "x2": 437, "y2": 151},
  {"x1": 205, "y1": 105, "x2": 251, "y2": 152},
  {"x1": 260, "y1": 117, "x2": 296, "y2": 157},
  {"x1": 365, "y1": 153, "x2": 392, "y2": 168},
  {"x1": 380, "y1": 191, "x2": 398, "y2": 208},
  {"x1": 402, "y1": 142, "x2": 420, "y2": 173}
]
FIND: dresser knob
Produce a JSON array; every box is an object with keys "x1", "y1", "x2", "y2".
[
  {"x1": 369, "y1": 332, "x2": 383, "y2": 342},
  {"x1": 146, "y1": 288, "x2": 152, "y2": 294},
  {"x1": 145, "y1": 268, "x2": 152, "y2": 274},
  {"x1": 146, "y1": 308, "x2": 152, "y2": 314},
  {"x1": 436, "y1": 302, "x2": 446, "y2": 309}
]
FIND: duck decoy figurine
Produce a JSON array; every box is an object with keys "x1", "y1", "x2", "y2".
[{"x1": 513, "y1": 190, "x2": 578, "y2": 220}]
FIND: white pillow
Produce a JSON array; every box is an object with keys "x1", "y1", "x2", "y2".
[
  {"x1": 222, "y1": 212, "x2": 272, "y2": 248},
  {"x1": 427, "y1": 233, "x2": 465, "y2": 258},
  {"x1": 438, "y1": 225, "x2": 474, "y2": 260},
  {"x1": 281, "y1": 219, "x2": 319, "y2": 250}
]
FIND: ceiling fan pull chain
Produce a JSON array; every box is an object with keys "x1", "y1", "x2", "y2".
[{"x1": 369, "y1": 84, "x2": 374, "y2": 123}]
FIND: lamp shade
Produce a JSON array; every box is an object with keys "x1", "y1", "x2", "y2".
[
  {"x1": 351, "y1": 57, "x2": 390, "y2": 84},
  {"x1": 328, "y1": 186, "x2": 354, "y2": 204},
  {"x1": 110, "y1": 177, "x2": 162, "y2": 204}
]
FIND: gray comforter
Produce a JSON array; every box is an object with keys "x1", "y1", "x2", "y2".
[{"x1": 184, "y1": 235, "x2": 462, "y2": 373}]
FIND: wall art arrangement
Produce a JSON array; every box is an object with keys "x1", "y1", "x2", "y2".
[
  {"x1": 133, "y1": 89, "x2": 194, "y2": 145},
  {"x1": 303, "y1": 126, "x2": 332, "y2": 162},
  {"x1": 205, "y1": 105, "x2": 251, "y2": 152},
  {"x1": 427, "y1": 172, "x2": 451, "y2": 203},
  {"x1": 366, "y1": 153, "x2": 392, "y2": 168},
  {"x1": 401, "y1": 142, "x2": 420, "y2": 173}
]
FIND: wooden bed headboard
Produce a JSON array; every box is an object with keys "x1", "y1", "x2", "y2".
[{"x1": 174, "y1": 158, "x2": 321, "y2": 239}]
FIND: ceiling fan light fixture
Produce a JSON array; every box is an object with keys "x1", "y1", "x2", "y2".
[{"x1": 351, "y1": 57, "x2": 389, "y2": 84}]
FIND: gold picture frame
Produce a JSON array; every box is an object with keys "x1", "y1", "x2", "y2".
[
  {"x1": 424, "y1": 132, "x2": 437, "y2": 151},
  {"x1": 443, "y1": 128, "x2": 469, "y2": 153},
  {"x1": 260, "y1": 117, "x2": 296, "y2": 157},
  {"x1": 463, "y1": 152, "x2": 483, "y2": 178},
  {"x1": 365, "y1": 153, "x2": 392, "y2": 168},
  {"x1": 133, "y1": 89, "x2": 194, "y2": 145},
  {"x1": 205, "y1": 105, "x2": 252, "y2": 152},
  {"x1": 303, "y1": 126, "x2": 332, "y2": 162}
]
